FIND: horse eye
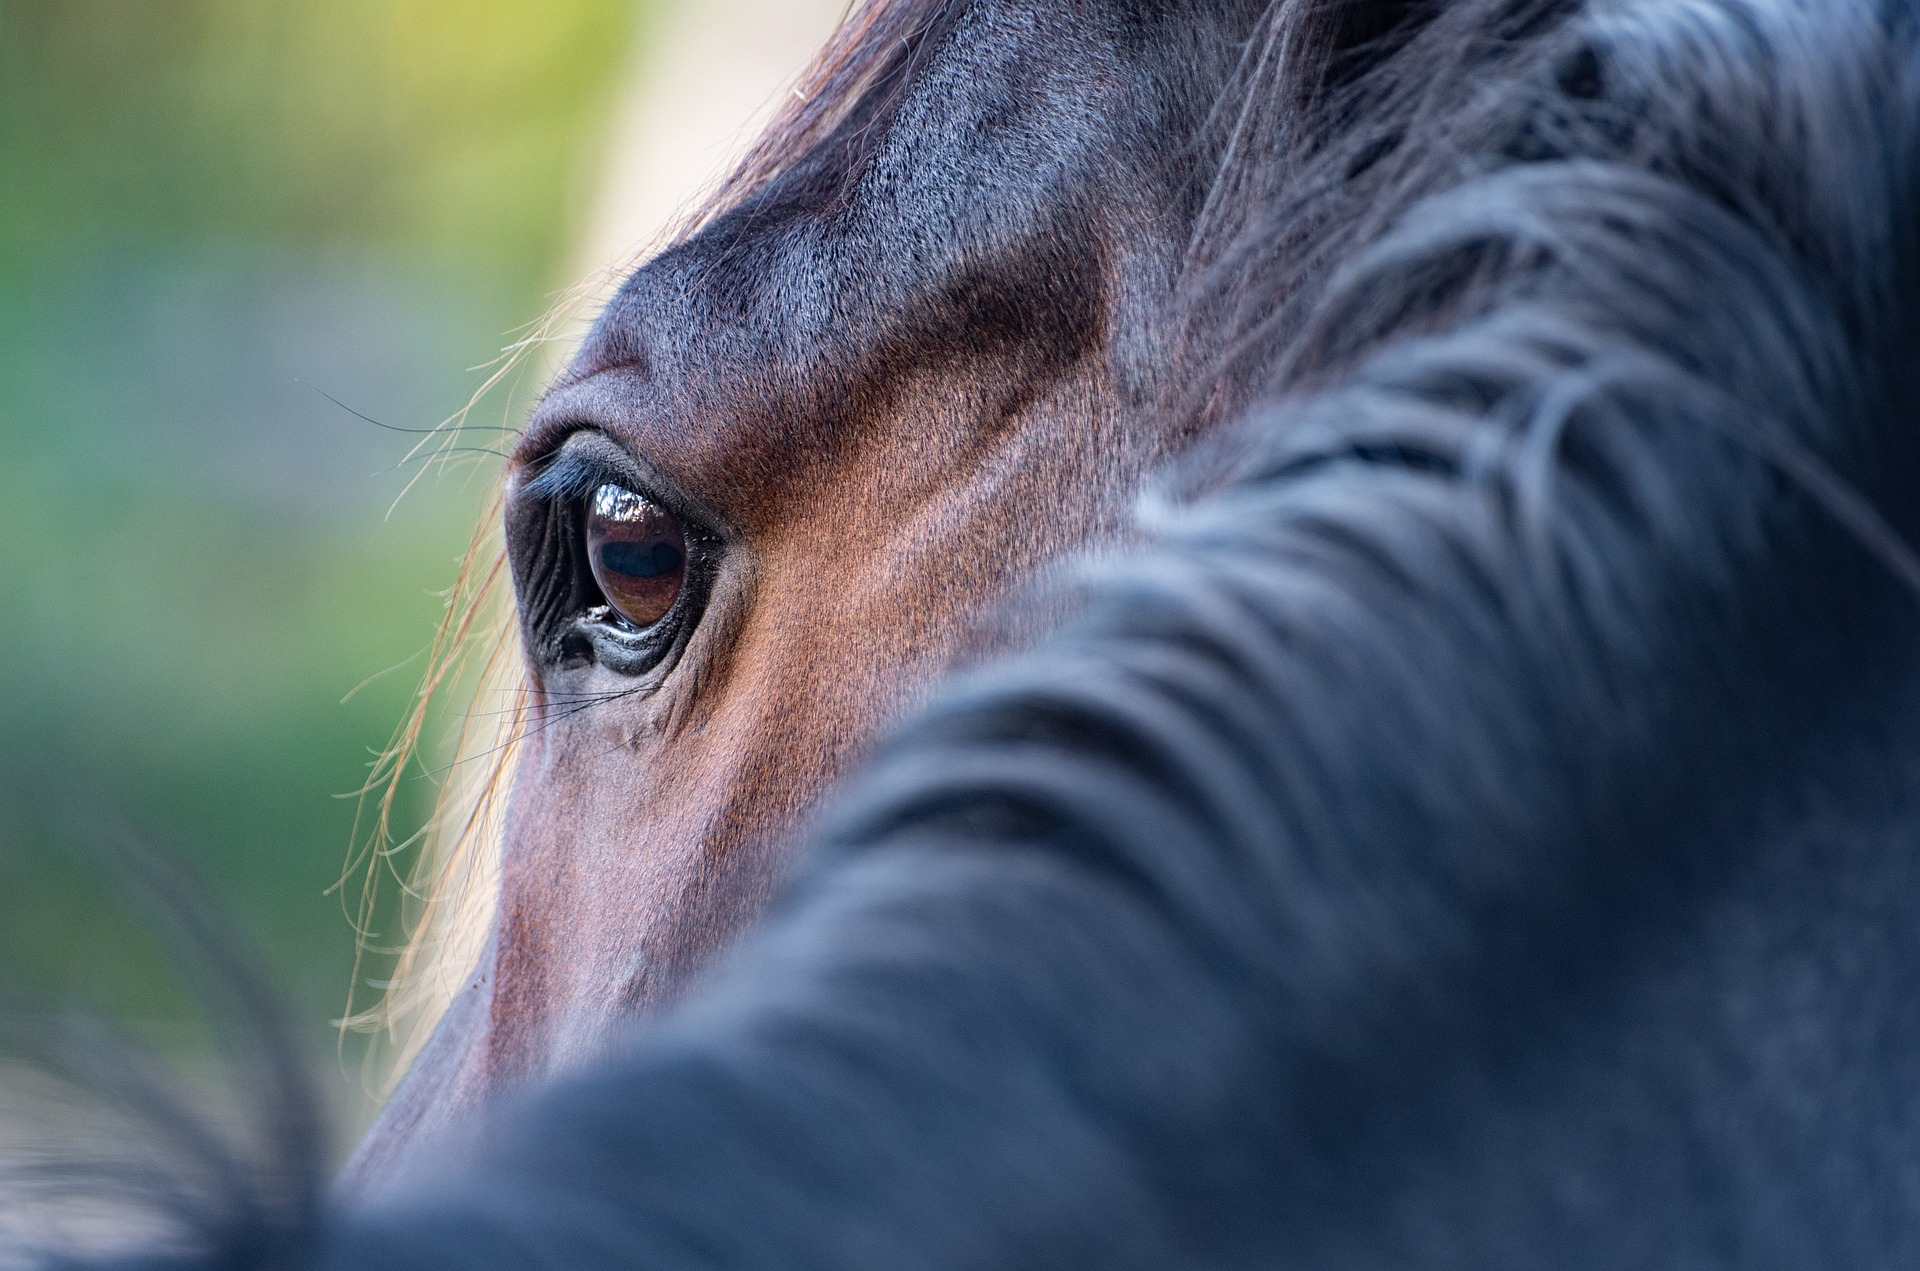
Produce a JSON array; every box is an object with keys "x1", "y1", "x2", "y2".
[{"x1": 586, "y1": 483, "x2": 686, "y2": 629}]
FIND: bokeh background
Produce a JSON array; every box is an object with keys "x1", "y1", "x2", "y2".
[{"x1": 0, "y1": 0, "x2": 841, "y2": 1130}]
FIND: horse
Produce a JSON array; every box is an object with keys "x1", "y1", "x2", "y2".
[
  {"x1": 27, "y1": 0, "x2": 1920, "y2": 1264},
  {"x1": 346, "y1": 0, "x2": 1282, "y2": 1187}
]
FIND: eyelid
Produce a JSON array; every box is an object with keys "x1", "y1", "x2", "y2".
[
  {"x1": 517, "y1": 430, "x2": 723, "y2": 539},
  {"x1": 520, "y1": 437, "x2": 650, "y2": 504}
]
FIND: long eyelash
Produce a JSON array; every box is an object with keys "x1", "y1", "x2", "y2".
[
  {"x1": 520, "y1": 449, "x2": 647, "y2": 504},
  {"x1": 299, "y1": 379, "x2": 524, "y2": 437}
]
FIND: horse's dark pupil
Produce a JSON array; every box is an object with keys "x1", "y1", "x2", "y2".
[{"x1": 601, "y1": 541, "x2": 683, "y2": 578}]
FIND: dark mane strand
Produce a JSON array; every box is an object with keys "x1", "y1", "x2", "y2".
[
  {"x1": 681, "y1": 0, "x2": 961, "y2": 238},
  {"x1": 1173, "y1": 0, "x2": 1593, "y2": 440}
]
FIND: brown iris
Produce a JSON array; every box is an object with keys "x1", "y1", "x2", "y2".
[{"x1": 586, "y1": 483, "x2": 686, "y2": 629}]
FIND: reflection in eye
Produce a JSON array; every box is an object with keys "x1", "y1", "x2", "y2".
[{"x1": 586, "y1": 483, "x2": 686, "y2": 629}]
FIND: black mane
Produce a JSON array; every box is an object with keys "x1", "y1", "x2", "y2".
[{"x1": 37, "y1": 0, "x2": 1920, "y2": 1265}]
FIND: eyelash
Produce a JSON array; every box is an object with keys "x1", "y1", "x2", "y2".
[{"x1": 519, "y1": 451, "x2": 643, "y2": 504}]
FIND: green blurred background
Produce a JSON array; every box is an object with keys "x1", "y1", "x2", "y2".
[{"x1": 0, "y1": 0, "x2": 647, "y2": 1114}]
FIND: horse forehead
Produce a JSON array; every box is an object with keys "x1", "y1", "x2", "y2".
[
  {"x1": 515, "y1": 0, "x2": 1269, "y2": 505},
  {"x1": 561, "y1": 0, "x2": 1222, "y2": 389}
]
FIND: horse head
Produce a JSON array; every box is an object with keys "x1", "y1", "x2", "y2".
[{"x1": 353, "y1": 0, "x2": 1299, "y2": 1185}]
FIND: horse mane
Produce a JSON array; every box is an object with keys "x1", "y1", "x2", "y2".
[
  {"x1": 187, "y1": 0, "x2": 1920, "y2": 1262},
  {"x1": 461, "y1": 2, "x2": 1919, "y2": 1254}
]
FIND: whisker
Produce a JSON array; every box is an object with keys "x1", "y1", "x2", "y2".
[
  {"x1": 414, "y1": 687, "x2": 647, "y2": 779},
  {"x1": 452, "y1": 692, "x2": 627, "y2": 720}
]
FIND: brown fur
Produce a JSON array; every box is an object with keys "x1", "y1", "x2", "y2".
[{"x1": 348, "y1": 0, "x2": 1276, "y2": 1189}]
